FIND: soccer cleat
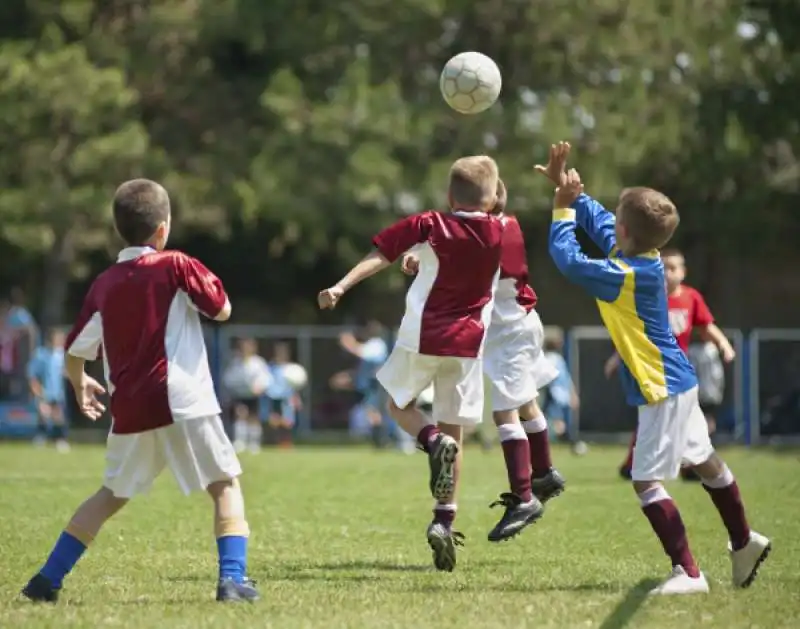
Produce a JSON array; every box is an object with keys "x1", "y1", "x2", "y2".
[
  {"x1": 487, "y1": 492, "x2": 544, "y2": 542},
  {"x1": 531, "y1": 468, "x2": 566, "y2": 503},
  {"x1": 21, "y1": 573, "x2": 60, "y2": 603},
  {"x1": 216, "y1": 577, "x2": 260, "y2": 602},
  {"x1": 55, "y1": 439, "x2": 71, "y2": 453},
  {"x1": 618, "y1": 466, "x2": 632, "y2": 480},
  {"x1": 649, "y1": 566, "x2": 709, "y2": 595},
  {"x1": 730, "y1": 531, "x2": 771, "y2": 588},
  {"x1": 426, "y1": 433, "x2": 459, "y2": 501},
  {"x1": 426, "y1": 522, "x2": 464, "y2": 572}
]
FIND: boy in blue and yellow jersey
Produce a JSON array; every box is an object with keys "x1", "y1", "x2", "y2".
[{"x1": 540, "y1": 142, "x2": 770, "y2": 595}]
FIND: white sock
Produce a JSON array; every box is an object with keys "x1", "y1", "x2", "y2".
[
  {"x1": 638, "y1": 484, "x2": 671, "y2": 507},
  {"x1": 700, "y1": 463, "x2": 734, "y2": 489},
  {"x1": 522, "y1": 414, "x2": 547, "y2": 434},
  {"x1": 496, "y1": 422, "x2": 527, "y2": 442},
  {"x1": 234, "y1": 419, "x2": 249, "y2": 444}
]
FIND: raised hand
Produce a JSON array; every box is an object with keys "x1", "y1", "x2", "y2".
[
  {"x1": 534, "y1": 141, "x2": 571, "y2": 185},
  {"x1": 554, "y1": 168, "x2": 584, "y2": 208},
  {"x1": 318, "y1": 285, "x2": 344, "y2": 310}
]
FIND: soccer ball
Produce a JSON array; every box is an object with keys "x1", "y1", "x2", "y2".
[
  {"x1": 439, "y1": 52, "x2": 502, "y2": 115},
  {"x1": 281, "y1": 363, "x2": 308, "y2": 391}
]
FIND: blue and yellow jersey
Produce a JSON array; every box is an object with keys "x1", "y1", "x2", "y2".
[{"x1": 549, "y1": 194, "x2": 697, "y2": 407}]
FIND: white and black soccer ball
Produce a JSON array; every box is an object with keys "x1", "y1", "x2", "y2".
[{"x1": 439, "y1": 52, "x2": 502, "y2": 115}]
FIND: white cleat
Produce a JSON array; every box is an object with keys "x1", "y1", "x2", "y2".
[
  {"x1": 55, "y1": 439, "x2": 71, "y2": 453},
  {"x1": 730, "y1": 531, "x2": 771, "y2": 588},
  {"x1": 649, "y1": 566, "x2": 709, "y2": 595}
]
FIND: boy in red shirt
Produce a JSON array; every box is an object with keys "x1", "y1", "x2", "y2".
[
  {"x1": 318, "y1": 155, "x2": 504, "y2": 571},
  {"x1": 612, "y1": 249, "x2": 736, "y2": 478}
]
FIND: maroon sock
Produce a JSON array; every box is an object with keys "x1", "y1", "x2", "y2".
[
  {"x1": 417, "y1": 425, "x2": 439, "y2": 453},
  {"x1": 703, "y1": 481, "x2": 751, "y2": 551},
  {"x1": 526, "y1": 430, "x2": 552, "y2": 478},
  {"x1": 642, "y1": 498, "x2": 700, "y2": 577},
  {"x1": 622, "y1": 431, "x2": 636, "y2": 469},
  {"x1": 433, "y1": 505, "x2": 456, "y2": 528},
  {"x1": 500, "y1": 434, "x2": 533, "y2": 502}
]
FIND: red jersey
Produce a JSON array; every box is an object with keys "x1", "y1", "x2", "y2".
[
  {"x1": 373, "y1": 210, "x2": 503, "y2": 358},
  {"x1": 65, "y1": 247, "x2": 228, "y2": 434},
  {"x1": 667, "y1": 284, "x2": 714, "y2": 354},
  {"x1": 492, "y1": 214, "x2": 537, "y2": 326}
]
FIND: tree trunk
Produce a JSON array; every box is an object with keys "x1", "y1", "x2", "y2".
[{"x1": 40, "y1": 229, "x2": 75, "y2": 329}]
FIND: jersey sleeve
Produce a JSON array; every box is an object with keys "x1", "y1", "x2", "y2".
[
  {"x1": 65, "y1": 289, "x2": 103, "y2": 360},
  {"x1": 691, "y1": 289, "x2": 715, "y2": 326},
  {"x1": 571, "y1": 193, "x2": 618, "y2": 256},
  {"x1": 173, "y1": 253, "x2": 228, "y2": 318},
  {"x1": 372, "y1": 213, "x2": 432, "y2": 263},
  {"x1": 549, "y1": 209, "x2": 626, "y2": 302}
]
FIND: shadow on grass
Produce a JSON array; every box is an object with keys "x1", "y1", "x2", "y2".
[{"x1": 597, "y1": 578, "x2": 659, "y2": 629}]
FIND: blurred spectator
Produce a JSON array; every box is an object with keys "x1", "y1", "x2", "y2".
[
  {"x1": 0, "y1": 291, "x2": 38, "y2": 401},
  {"x1": 222, "y1": 338, "x2": 271, "y2": 454},
  {"x1": 263, "y1": 342, "x2": 302, "y2": 448},
  {"x1": 541, "y1": 329, "x2": 583, "y2": 452},
  {"x1": 27, "y1": 328, "x2": 69, "y2": 452},
  {"x1": 688, "y1": 341, "x2": 725, "y2": 437}
]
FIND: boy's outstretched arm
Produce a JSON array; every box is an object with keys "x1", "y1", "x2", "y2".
[
  {"x1": 572, "y1": 194, "x2": 618, "y2": 257},
  {"x1": 318, "y1": 213, "x2": 432, "y2": 310},
  {"x1": 699, "y1": 323, "x2": 736, "y2": 363},
  {"x1": 549, "y1": 170, "x2": 626, "y2": 302}
]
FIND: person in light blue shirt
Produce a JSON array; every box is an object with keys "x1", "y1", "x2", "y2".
[
  {"x1": 541, "y1": 330, "x2": 579, "y2": 442},
  {"x1": 27, "y1": 328, "x2": 69, "y2": 451},
  {"x1": 262, "y1": 342, "x2": 300, "y2": 447}
]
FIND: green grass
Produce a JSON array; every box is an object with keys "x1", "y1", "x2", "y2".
[{"x1": 0, "y1": 443, "x2": 798, "y2": 629}]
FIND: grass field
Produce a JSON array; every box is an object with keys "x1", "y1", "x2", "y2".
[{"x1": 0, "y1": 443, "x2": 798, "y2": 629}]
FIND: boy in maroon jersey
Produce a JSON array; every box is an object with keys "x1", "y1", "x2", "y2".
[
  {"x1": 319, "y1": 155, "x2": 504, "y2": 571},
  {"x1": 401, "y1": 179, "x2": 565, "y2": 543},
  {"x1": 611, "y1": 249, "x2": 736, "y2": 478},
  {"x1": 22, "y1": 180, "x2": 258, "y2": 604}
]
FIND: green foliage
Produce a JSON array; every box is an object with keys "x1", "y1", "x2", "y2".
[{"x1": 0, "y1": 0, "x2": 798, "y2": 322}]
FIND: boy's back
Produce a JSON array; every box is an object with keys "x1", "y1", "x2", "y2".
[
  {"x1": 492, "y1": 215, "x2": 537, "y2": 325},
  {"x1": 67, "y1": 247, "x2": 226, "y2": 434},
  {"x1": 596, "y1": 251, "x2": 697, "y2": 405},
  {"x1": 374, "y1": 210, "x2": 503, "y2": 357}
]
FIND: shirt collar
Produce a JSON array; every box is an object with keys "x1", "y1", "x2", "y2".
[
  {"x1": 452, "y1": 210, "x2": 488, "y2": 219},
  {"x1": 117, "y1": 246, "x2": 156, "y2": 262}
]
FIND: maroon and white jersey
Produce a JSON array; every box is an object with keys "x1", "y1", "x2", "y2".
[
  {"x1": 492, "y1": 214, "x2": 538, "y2": 326},
  {"x1": 65, "y1": 247, "x2": 227, "y2": 435},
  {"x1": 373, "y1": 210, "x2": 503, "y2": 358}
]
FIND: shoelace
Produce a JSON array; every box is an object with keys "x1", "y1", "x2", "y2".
[
  {"x1": 489, "y1": 492, "x2": 521, "y2": 509},
  {"x1": 451, "y1": 530, "x2": 466, "y2": 547}
]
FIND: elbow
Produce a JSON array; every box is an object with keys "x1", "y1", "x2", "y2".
[{"x1": 214, "y1": 298, "x2": 232, "y2": 322}]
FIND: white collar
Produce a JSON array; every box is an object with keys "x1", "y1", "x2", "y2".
[
  {"x1": 117, "y1": 246, "x2": 156, "y2": 262},
  {"x1": 452, "y1": 210, "x2": 488, "y2": 219}
]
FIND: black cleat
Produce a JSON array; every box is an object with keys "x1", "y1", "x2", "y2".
[
  {"x1": 426, "y1": 522, "x2": 465, "y2": 572},
  {"x1": 618, "y1": 466, "x2": 632, "y2": 480},
  {"x1": 216, "y1": 577, "x2": 260, "y2": 602},
  {"x1": 531, "y1": 468, "x2": 566, "y2": 503},
  {"x1": 487, "y1": 492, "x2": 544, "y2": 542},
  {"x1": 427, "y1": 433, "x2": 459, "y2": 501},
  {"x1": 21, "y1": 573, "x2": 59, "y2": 603}
]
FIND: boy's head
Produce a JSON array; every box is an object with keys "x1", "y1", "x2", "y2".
[
  {"x1": 490, "y1": 179, "x2": 507, "y2": 215},
  {"x1": 364, "y1": 319, "x2": 385, "y2": 340},
  {"x1": 239, "y1": 338, "x2": 258, "y2": 357},
  {"x1": 272, "y1": 341, "x2": 291, "y2": 364},
  {"x1": 113, "y1": 179, "x2": 172, "y2": 250},
  {"x1": 660, "y1": 248, "x2": 686, "y2": 292},
  {"x1": 614, "y1": 187, "x2": 678, "y2": 256},
  {"x1": 46, "y1": 328, "x2": 65, "y2": 348},
  {"x1": 447, "y1": 156, "x2": 499, "y2": 212}
]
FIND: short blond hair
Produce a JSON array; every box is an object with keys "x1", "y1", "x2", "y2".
[
  {"x1": 448, "y1": 155, "x2": 499, "y2": 209},
  {"x1": 490, "y1": 179, "x2": 508, "y2": 215},
  {"x1": 617, "y1": 187, "x2": 679, "y2": 253}
]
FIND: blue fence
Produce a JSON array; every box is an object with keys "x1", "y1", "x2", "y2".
[{"x1": 2, "y1": 325, "x2": 799, "y2": 445}]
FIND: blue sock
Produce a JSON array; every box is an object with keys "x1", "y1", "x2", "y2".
[
  {"x1": 217, "y1": 535, "x2": 248, "y2": 583},
  {"x1": 40, "y1": 532, "x2": 87, "y2": 588}
]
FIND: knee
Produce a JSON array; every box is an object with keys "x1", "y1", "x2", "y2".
[
  {"x1": 492, "y1": 409, "x2": 516, "y2": 426},
  {"x1": 518, "y1": 400, "x2": 540, "y2": 421},
  {"x1": 632, "y1": 479, "x2": 662, "y2": 496},
  {"x1": 207, "y1": 477, "x2": 239, "y2": 500}
]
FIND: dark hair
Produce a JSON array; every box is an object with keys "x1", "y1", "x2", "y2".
[
  {"x1": 617, "y1": 187, "x2": 679, "y2": 254},
  {"x1": 112, "y1": 179, "x2": 171, "y2": 246},
  {"x1": 659, "y1": 247, "x2": 684, "y2": 260}
]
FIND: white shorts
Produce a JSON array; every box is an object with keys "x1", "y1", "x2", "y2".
[
  {"x1": 483, "y1": 310, "x2": 559, "y2": 412},
  {"x1": 631, "y1": 387, "x2": 714, "y2": 482},
  {"x1": 376, "y1": 346, "x2": 483, "y2": 426},
  {"x1": 104, "y1": 416, "x2": 242, "y2": 499}
]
